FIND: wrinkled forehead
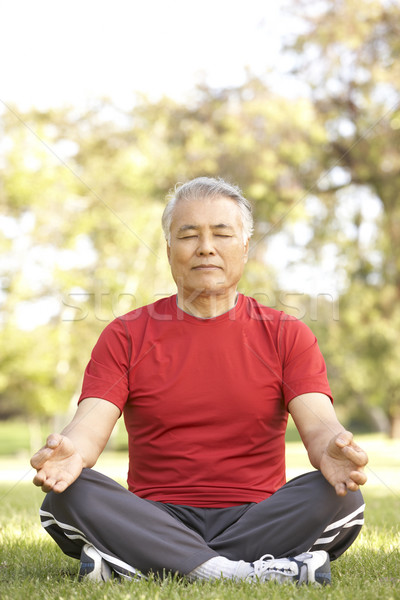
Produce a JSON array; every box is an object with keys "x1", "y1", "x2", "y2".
[{"x1": 170, "y1": 195, "x2": 242, "y2": 227}]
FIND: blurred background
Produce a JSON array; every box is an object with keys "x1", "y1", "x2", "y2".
[{"x1": 1, "y1": 0, "x2": 400, "y2": 459}]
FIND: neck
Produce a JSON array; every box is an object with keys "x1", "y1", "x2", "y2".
[{"x1": 177, "y1": 290, "x2": 238, "y2": 318}]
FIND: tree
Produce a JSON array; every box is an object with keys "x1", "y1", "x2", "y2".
[
  {"x1": 3, "y1": 87, "x2": 310, "y2": 424},
  {"x1": 282, "y1": 0, "x2": 400, "y2": 435},
  {"x1": 3, "y1": 16, "x2": 400, "y2": 438},
  {"x1": 0, "y1": 104, "x2": 172, "y2": 429}
]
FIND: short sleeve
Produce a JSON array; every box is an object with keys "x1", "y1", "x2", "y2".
[
  {"x1": 279, "y1": 316, "x2": 332, "y2": 407},
  {"x1": 78, "y1": 318, "x2": 131, "y2": 412}
]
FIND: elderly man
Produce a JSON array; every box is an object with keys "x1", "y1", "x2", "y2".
[{"x1": 31, "y1": 177, "x2": 368, "y2": 586}]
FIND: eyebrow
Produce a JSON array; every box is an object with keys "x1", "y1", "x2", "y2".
[{"x1": 177, "y1": 223, "x2": 234, "y2": 233}]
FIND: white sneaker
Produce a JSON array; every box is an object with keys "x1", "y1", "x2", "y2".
[
  {"x1": 247, "y1": 550, "x2": 331, "y2": 585},
  {"x1": 79, "y1": 543, "x2": 113, "y2": 581}
]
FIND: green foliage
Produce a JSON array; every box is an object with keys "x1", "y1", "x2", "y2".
[
  {"x1": 0, "y1": 420, "x2": 32, "y2": 454},
  {"x1": 283, "y1": 0, "x2": 400, "y2": 435},
  {"x1": 1, "y1": 0, "x2": 400, "y2": 436}
]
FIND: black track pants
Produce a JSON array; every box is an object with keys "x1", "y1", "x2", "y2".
[{"x1": 40, "y1": 469, "x2": 365, "y2": 578}]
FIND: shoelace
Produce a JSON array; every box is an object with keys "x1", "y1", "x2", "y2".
[{"x1": 252, "y1": 554, "x2": 298, "y2": 579}]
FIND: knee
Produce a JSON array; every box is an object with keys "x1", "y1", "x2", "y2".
[
  {"x1": 321, "y1": 474, "x2": 365, "y2": 515},
  {"x1": 40, "y1": 470, "x2": 90, "y2": 514},
  {"x1": 341, "y1": 487, "x2": 365, "y2": 516},
  {"x1": 303, "y1": 472, "x2": 365, "y2": 518},
  {"x1": 40, "y1": 487, "x2": 75, "y2": 517}
]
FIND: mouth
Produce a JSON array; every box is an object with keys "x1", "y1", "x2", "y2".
[{"x1": 192, "y1": 264, "x2": 221, "y2": 270}]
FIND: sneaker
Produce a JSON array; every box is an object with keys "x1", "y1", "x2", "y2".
[
  {"x1": 79, "y1": 543, "x2": 113, "y2": 582},
  {"x1": 248, "y1": 550, "x2": 331, "y2": 585}
]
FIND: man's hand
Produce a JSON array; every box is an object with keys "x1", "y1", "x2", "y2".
[
  {"x1": 319, "y1": 431, "x2": 368, "y2": 496},
  {"x1": 30, "y1": 398, "x2": 120, "y2": 493},
  {"x1": 289, "y1": 393, "x2": 369, "y2": 496},
  {"x1": 30, "y1": 433, "x2": 83, "y2": 494}
]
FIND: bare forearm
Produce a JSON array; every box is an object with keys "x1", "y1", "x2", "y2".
[
  {"x1": 289, "y1": 393, "x2": 368, "y2": 495},
  {"x1": 61, "y1": 421, "x2": 106, "y2": 468},
  {"x1": 61, "y1": 397, "x2": 120, "y2": 467},
  {"x1": 288, "y1": 393, "x2": 345, "y2": 468}
]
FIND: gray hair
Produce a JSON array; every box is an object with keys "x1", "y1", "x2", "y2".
[{"x1": 162, "y1": 177, "x2": 254, "y2": 244}]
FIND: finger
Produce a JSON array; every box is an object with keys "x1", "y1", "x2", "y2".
[
  {"x1": 336, "y1": 433, "x2": 369, "y2": 465},
  {"x1": 30, "y1": 447, "x2": 55, "y2": 470},
  {"x1": 30, "y1": 434, "x2": 64, "y2": 469},
  {"x1": 350, "y1": 469, "x2": 368, "y2": 486},
  {"x1": 334, "y1": 482, "x2": 347, "y2": 496},
  {"x1": 53, "y1": 480, "x2": 70, "y2": 494},
  {"x1": 341, "y1": 445, "x2": 369, "y2": 466},
  {"x1": 41, "y1": 477, "x2": 58, "y2": 493},
  {"x1": 335, "y1": 431, "x2": 354, "y2": 448},
  {"x1": 343, "y1": 469, "x2": 368, "y2": 493},
  {"x1": 32, "y1": 470, "x2": 46, "y2": 487},
  {"x1": 46, "y1": 434, "x2": 63, "y2": 449},
  {"x1": 345, "y1": 479, "x2": 359, "y2": 492},
  {"x1": 30, "y1": 451, "x2": 44, "y2": 470}
]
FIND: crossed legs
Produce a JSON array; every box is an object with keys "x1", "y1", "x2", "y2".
[{"x1": 40, "y1": 469, "x2": 364, "y2": 578}]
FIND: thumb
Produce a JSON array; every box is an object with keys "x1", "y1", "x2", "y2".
[
  {"x1": 30, "y1": 433, "x2": 63, "y2": 469},
  {"x1": 335, "y1": 430, "x2": 354, "y2": 448},
  {"x1": 46, "y1": 433, "x2": 63, "y2": 449}
]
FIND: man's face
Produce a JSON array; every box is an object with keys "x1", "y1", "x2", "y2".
[{"x1": 167, "y1": 196, "x2": 249, "y2": 299}]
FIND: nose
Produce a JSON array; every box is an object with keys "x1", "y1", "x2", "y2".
[{"x1": 196, "y1": 234, "x2": 216, "y2": 256}]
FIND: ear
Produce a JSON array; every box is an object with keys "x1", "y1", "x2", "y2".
[
  {"x1": 166, "y1": 242, "x2": 171, "y2": 264},
  {"x1": 243, "y1": 239, "x2": 249, "y2": 264}
]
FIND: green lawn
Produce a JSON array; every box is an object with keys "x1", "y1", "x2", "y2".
[{"x1": 0, "y1": 437, "x2": 399, "y2": 600}]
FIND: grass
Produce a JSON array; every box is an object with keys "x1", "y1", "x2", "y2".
[
  {"x1": 0, "y1": 435, "x2": 399, "y2": 599},
  {"x1": 0, "y1": 419, "x2": 33, "y2": 455}
]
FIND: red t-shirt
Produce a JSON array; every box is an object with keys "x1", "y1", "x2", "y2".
[{"x1": 79, "y1": 294, "x2": 332, "y2": 507}]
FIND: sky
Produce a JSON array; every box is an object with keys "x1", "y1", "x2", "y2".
[{"x1": 0, "y1": 0, "x2": 293, "y2": 111}]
